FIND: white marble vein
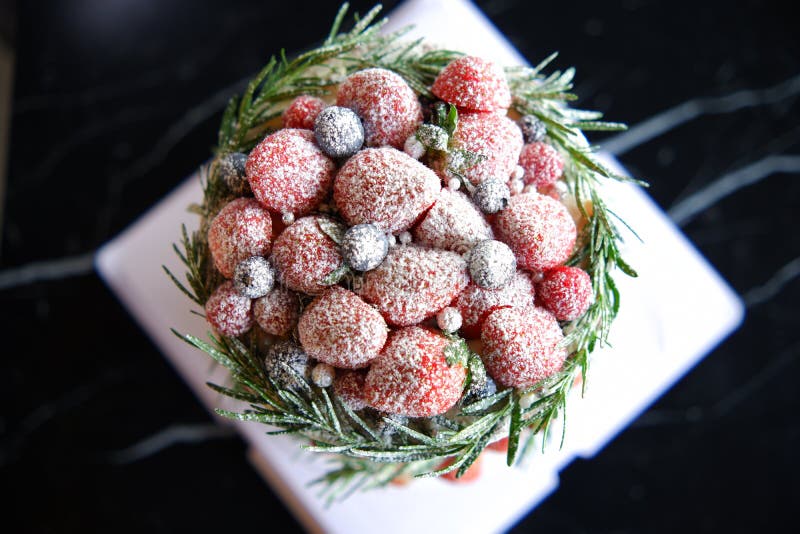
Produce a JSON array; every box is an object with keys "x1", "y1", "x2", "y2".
[
  {"x1": 668, "y1": 154, "x2": 800, "y2": 226},
  {"x1": 602, "y1": 73, "x2": 800, "y2": 156},
  {"x1": 107, "y1": 422, "x2": 236, "y2": 464},
  {"x1": 744, "y1": 256, "x2": 800, "y2": 308},
  {"x1": 0, "y1": 251, "x2": 95, "y2": 291}
]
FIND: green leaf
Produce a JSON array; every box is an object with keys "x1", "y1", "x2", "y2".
[
  {"x1": 316, "y1": 217, "x2": 346, "y2": 245},
  {"x1": 320, "y1": 264, "x2": 350, "y2": 285},
  {"x1": 506, "y1": 394, "x2": 523, "y2": 466}
]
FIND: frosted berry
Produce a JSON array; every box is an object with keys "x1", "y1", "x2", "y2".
[
  {"x1": 253, "y1": 286, "x2": 300, "y2": 337},
  {"x1": 333, "y1": 370, "x2": 368, "y2": 411},
  {"x1": 218, "y1": 152, "x2": 250, "y2": 196},
  {"x1": 264, "y1": 340, "x2": 311, "y2": 389},
  {"x1": 311, "y1": 363, "x2": 336, "y2": 388},
  {"x1": 537, "y1": 266, "x2": 593, "y2": 321},
  {"x1": 494, "y1": 192, "x2": 577, "y2": 272},
  {"x1": 246, "y1": 128, "x2": 336, "y2": 217},
  {"x1": 208, "y1": 198, "x2": 272, "y2": 279},
  {"x1": 436, "y1": 307, "x2": 463, "y2": 333},
  {"x1": 336, "y1": 68, "x2": 422, "y2": 148},
  {"x1": 415, "y1": 124, "x2": 449, "y2": 151},
  {"x1": 271, "y1": 215, "x2": 343, "y2": 295},
  {"x1": 432, "y1": 56, "x2": 511, "y2": 112},
  {"x1": 341, "y1": 223, "x2": 389, "y2": 272},
  {"x1": 463, "y1": 372, "x2": 497, "y2": 405},
  {"x1": 205, "y1": 281, "x2": 253, "y2": 337},
  {"x1": 413, "y1": 188, "x2": 493, "y2": 253},
  {"x1": 313, "y1": 105, "x2": 364, "y2": 158},
  {"x1": 471, "y1": 176, "x2": 510, "y2": 214},
  {"x1": 233, "y1": 256, "x2": 275, "y2": 298},
  {"x1": 441, "y1": 111, "x2": 523, "y2": 186},
  {"x1": 282, "y1": 95, "x2": 326, "y2": 130},
  {"x1": 467, "y1": 240, "x2": 516, "y2": 289},
  {"x1": 519, "y1": 115, "x2": 547, "y2": 143},
  {"x1": 454, "y1": 270, "x2": 536, "y2": 338},
  {"x1": 481, "y1": 306, "x2": 567, "y2": 388},
  {"x1": 358, "y1": 245, "x2": 469, "y2": 327},
  {"x1": 334, "y1": 148, "x2": 440, "y2": 234},
  {"x1": 298, "y1": 287, "x2": 388, "y2": 369},
  {"x1": 364, "y1": 327, "x2": 467, "y2": 417},
  {"x1": 403, "y1": 134, "x2": 425, "y2": 160},
  {"x1": 518, "y1": 142, "x2": 564, "y2": 189}
]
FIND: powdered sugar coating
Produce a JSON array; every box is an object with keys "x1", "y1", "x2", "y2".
[
  {"x1": 454, "y1": 270, "x2": 536, "y2": 338},
  {"x1": 270, "y1": 215, "x2": 343, "y2": 295},
  {"x1": 358, "y1": 245, "x2": 469, "y2": 326},
  {"x1": 333, "y1": 370, "x2": 368, "y2": 411},
  {"x1": 432, "y1": 56, "x2": 511, "y2": 112},
  {"x1": 493, "y1": 192, "x2": 577, "y2": 272},
  {"x1": 298, "y1": 287, "x2": 388, "y2": 369},
  {"x1": 207, "y1": 198, "x2": 272, "y2": 279},
  {"x1": 518, "y1": 142, "x2": 564, "y2": 188},
  {"x1": 364, "y1": 327, "x2": 466, "y2": 417},
  {"x1": 246, "y1": 129, "x2": 336, "y2": 216},
  {"x1": 205, "y1": 280, "x2": 254, "y2": 337},
  {"x1": 282, "y1": 95, "x2": 326, "y2": 130},
  {"x1": 336, "y1": 68, "x2": 422, "y2": 148},
  {"x1": 334, "y1": 148, "x2": 440, "y2": 234},
  {"x1": 253, "y1": 286, "x2": 300, "y2": 337},
  {"x1": 481, "y1": 306, "x2": 566, "y2": 388},
  {"x1": 537, "y1": 266, "x2": 593, "y2": 321},
  {"x1": 441, "y1": 111, "x2": 523, "y2": 186},
  {"x1": 413, "y1": 188, "x2": 493, "y2": 253}
]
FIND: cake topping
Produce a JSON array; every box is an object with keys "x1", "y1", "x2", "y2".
[
  {"x1": 413, "y1": 188, "x2": 493, "y2": 253},
  {"x1": 263, "y1": 340, "x2": 311, "y2": 390},
  {"x1": 313, "y1": 105, "x2": 365, "y2": 158},
  {"x1": 232, "y1": 256, "x2": 275, "y2": 299},
  {"x1": 253, "y1": 286, "x2": 300, "y2": 337},
  {"x1": 432, "y1": 56, "x2": 512, "y2": 112},
  {"x1": 453, "y1": 270, "x2": 537, "y2": 338},
  {"x1": 471, "y1": 176, "x2": 511, "y2": 214},
  {"x1": 218, "y1": 152, "x2": 250, "y2": 196},
  {"x1": 282, "y1": 95, "x2": 326, "y2": 130},
  {"x1": 518, "y1": 114, "x2": 547, "y2": 143},
  {"x1": 207, "y1": 197, "x2": 272, "y2": 279},
  {"x1": 467, "y1": 239, "x2": 517, "y2": 290},
  {"x1": 311, "y1": 362, "x2": 336, "y2": 388},
  {"x1": 270, "y1": 215, "x2": 343, "y2": 295},
  {"x1": 340, "y1": 223, "x2": 389, "y2": 272},
  {"x1": 333, "y1": 369, "x2": 368, "y2": 411},
  {"x1": 205, "y1": 280, "x2": 254, "y2": 337},
  {"x1": 537, "y1": 265, "x2": 594, "y2": 321},
  {"x1": 518, "y1": 141, "x2": 564, "y2": 189},
  {"x1": 436, "y1": 306, "x2": 463, "y2": 333}
]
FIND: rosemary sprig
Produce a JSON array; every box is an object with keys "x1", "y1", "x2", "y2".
[{"x1": 168, "y1": 2, "x2": 643, "y2": 499}]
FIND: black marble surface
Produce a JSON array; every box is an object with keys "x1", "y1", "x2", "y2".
[{"x1": 2, "y1": 1, "x2": 798, "y2": 532}]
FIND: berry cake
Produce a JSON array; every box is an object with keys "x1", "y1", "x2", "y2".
[{"x1": 171, "y1": 4, "x2": 638, "y2": 495}]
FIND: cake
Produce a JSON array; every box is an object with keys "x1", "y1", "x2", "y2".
[{"x1": 168, "y1": 4, "x2": 639, "y2": 498}]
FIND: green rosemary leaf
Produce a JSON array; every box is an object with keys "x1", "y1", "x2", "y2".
[
  {"x1": 316, "y1": 217, "x2": 346, "y2": 245},
  {"x1": 320, "y1": 264, "x2": 350, "y2": 286},
  {"x1": 506, "y1": 394, "x2": 523, "y2": 466}
]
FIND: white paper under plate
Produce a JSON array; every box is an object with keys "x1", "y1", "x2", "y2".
[{"x1": 96, "y1": 1, "x2": 744, "y2": 532}]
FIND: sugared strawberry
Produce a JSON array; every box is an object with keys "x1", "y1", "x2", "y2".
[
  {"x1": 253, "y1": 286, "x2": 300, "y2": 337},
  {"x1": 439, "y1": 111, "x2": 523, "y2": 186},
  {"x1": 270, "y1": 215, "x2": 343, "y2": 295},
  {"x1": 493, "y1": 192, "x2": 577, "y2": 272},
  {"x1": 334, "y1": 148, "x2": 440, "y2": 234},
  {"x1": 364, "y1": 327, "x2": 466, "y2": 417},
  {"x1": 518, "y1": 142, "x2": 564, "y2": 189},
  {"x1": 205, "y1": 281, "x2": 254, "y2": 337},
  {"x1": 481, "y1": 306, "x2": 566, "y2": 388},
  {"x1": 207, "y1": 197, "x2": 272, "y2": 279},
  {"x1": 412, "y1": 188, "x2": 493, "y2": 253},
  {"x1": 246, "y1": 129, "x2": 336, "y2": 217},
  {"x1": 358, "y1": 245, "x2": 469, "y2": 326},
  {"x1": 298, "y1": 287, "x2": 388, "y2": 369},
  {"x1": 334, "y1": 370, "x2": 368, "y2": 411},
  {"x1": 336, "y1": 68, "x2": 422, "y2": 148},
  {"x1": 432, "y1": 56, "x2": 511, "y2": 112},
  {"x1": 453, "y1": 270, "x2": 536, "y2": 338},
  {"x1": 282, "y1": 95, "x2": 326, "y2": 130},
  {"x1": 437, "y1": 453, "x2": 484, "y2": 483},
  {"x1": 537, "y1": 266, "x2": 593, "y2": 321}
]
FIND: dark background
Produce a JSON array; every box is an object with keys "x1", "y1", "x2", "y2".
[{"x1": 2, "y1": 0, "x2": 798, "y2": 532}]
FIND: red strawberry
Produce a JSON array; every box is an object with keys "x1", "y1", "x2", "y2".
[
  {"x1": 537, "y1": 266, "x2": 593, "y2": 321},
  {"x1": 253, "y1": 286, "x2": 300, "y2": 337},
  {"x1": 298, "y1": 287, "x2": 388, "y2": 369},
  {"x1": 334, "y1": 369, "x2": 368, "y2": 411},
  {"x1": 432, "y1": 56, "x2": 511, "y2": 112},
  {"x1": 246, "y1": 129, "x2": 335, "y2": 217},
  {"x1": 281, "y1": 95, "x2": 326, "y2": 130},
  {"x1": 413, "y1": 188, "x2": 493, "y2": 253},
  {"x1": 518, "y1": 142, "x2": 564, "y2": 189},
  {"x1": 207, "y1": 198, "x2": 272, "y2": 279},
  {"x1": 336, "y1": 68, "x2": 422, "y2": 148},
  {"x1": 270, "y1": 215, "x2": 343, "y2": 295},
  {"x1": 334, "y1": 148, "x2": 440, "y2": 234},
  {"x1": 453, "y1": 270, "x2": 536, "y2": 338},
  {"x1": 481, "y1": 306, "x2": 566, "y2": 388},
  {"x1": 358, "y1": 245, "x2": 469, "y2": 326},
  {"x1": 493, "y1": 192, "x2": 577, "y2": 272},
  {"x1": 205, "y1": 281, "x2": 254, "y2": 337},
  {"x1": 438, "y1": 111, "x2": 523, "y2": 186},
  {"x1": 364, "y1": 327, "x2": 466, "y2": 417}
]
